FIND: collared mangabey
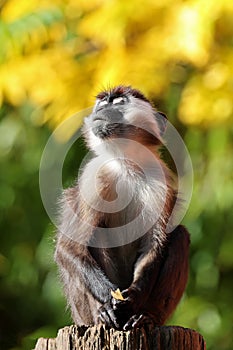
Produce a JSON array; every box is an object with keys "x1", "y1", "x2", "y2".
[{"x1": 55, "y1": 85, "x2": 190, "y2": 330}]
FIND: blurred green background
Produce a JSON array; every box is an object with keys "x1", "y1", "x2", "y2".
[{"x1": 0, "y1": 0, "x2": 233, "y2": 349}]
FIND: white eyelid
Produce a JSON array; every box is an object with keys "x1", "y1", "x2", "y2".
[
  {"x1": 99, "y1": 100, "x2": 108, "y2": 107},
  {"x1": 113, "y1": 97, "x2": 124, "y2": 104}
]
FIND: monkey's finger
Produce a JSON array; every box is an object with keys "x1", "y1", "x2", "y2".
[
  {"x1": 121, "y1": 289, "x2": 130, "y2": 298},
  {"x1": 99, "y1": 307, "x2": 120, "y2": 329},
  {"x1": 123, "y1": 315, "x2": 138, "y2": 331},
  {"x1": 123, "y1": 313, "x2": 154, "y2": 331},
  {"x1": 111, "y1": 297, "x2": 127, "y2": 310},
  {"x1": 107, "y1": 308, "x2": 121, "y2": 329},
  {"x1": 98, "y1": 310, "x2": 115, "y2": 328}
]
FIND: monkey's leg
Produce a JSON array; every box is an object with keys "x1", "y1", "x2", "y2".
[{"x1": 116, "y1": 225, "x2": 190, "y2": 330}]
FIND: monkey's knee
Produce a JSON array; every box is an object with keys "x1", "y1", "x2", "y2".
[{"x1": 171, "y1": 225, "x2": 190, "y2": 247}]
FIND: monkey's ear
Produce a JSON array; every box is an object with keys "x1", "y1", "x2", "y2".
[{"x1": 154, "y1": 111, "x2": 167, "y2": 135}]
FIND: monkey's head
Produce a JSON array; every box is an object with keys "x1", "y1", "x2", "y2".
[{"x1": 83, "y1": 85, "x2": 167, "y2": 155}]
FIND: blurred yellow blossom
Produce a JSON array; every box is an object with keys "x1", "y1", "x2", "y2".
[{"x1": 0, "y1": 0, "x2": 233, "y2": 127}]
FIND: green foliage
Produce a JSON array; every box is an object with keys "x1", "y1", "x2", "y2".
[{"x1": 0, "y1": 103, "x2": 69, "y2": 350}]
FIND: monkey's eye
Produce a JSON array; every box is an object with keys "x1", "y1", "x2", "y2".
[
  {"x1": 98, "y1": 100, "x2": 108, "y2": 107},
  {"x1": 112, "y1": 96, "x2": 125, "y2": 104}
]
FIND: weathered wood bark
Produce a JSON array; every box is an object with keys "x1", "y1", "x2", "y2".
[{"x1": 34, "y1": 325, "x2": 206, "y2": 350}]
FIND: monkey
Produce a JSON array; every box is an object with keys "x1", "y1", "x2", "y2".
[{"x1": 54, "y1": 85, "x2": 190, "y2": 331}]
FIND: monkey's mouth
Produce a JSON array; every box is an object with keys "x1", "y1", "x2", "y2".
[
  {"x1": 92, "y1": 122, "x2": 161, "y2": 146},
  {"x1": 92, "y1": 121, "x2": 124, "y2": 139}
]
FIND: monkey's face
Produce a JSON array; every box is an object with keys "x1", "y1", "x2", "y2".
[{"x1": 83, "y1": 85, "x2": 167, "y2": 154}]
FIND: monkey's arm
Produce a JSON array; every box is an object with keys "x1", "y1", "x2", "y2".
[
  {"x1": 55, "y1": 236, "x2": 117, "y2": 304},
  {"x1": 56, "y1": 187, "x2": 117, "y2": 301},
  {"x1": 55, "y1": 188, "x2": 121, "y2": 327},
  {"x1": 55, "y1": 237, "x2": 123, "y2": 327}
]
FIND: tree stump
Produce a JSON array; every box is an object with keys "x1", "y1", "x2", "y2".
[{"x1": 34, "y1": 325, "x2": 206, "y2": 350}]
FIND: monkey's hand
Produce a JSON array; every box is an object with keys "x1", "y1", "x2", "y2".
[
  {"x1": 112, "y1": 287, "x2": 140, "y2": 310},
  {"x1": 97, "y1": 301, "x2": 124, "y2": 329},
  {"x1": 112, "y1": 289, "x2": 156, "y2": 330},
  {"x1": 97, "y1": 288, "x2": 138, "y2": 329},
  {"x1": 111, "y1": 287, "x2": 143, "y2": 329}
]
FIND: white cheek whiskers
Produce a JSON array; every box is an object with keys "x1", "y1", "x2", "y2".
[{"x1": 125, "y1": 109, "x2": 161, "y2": 140}]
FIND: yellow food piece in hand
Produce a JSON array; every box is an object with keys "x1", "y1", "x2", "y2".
[{"x1": 111, "y1": 288, "x2": 125, "y2": 301}]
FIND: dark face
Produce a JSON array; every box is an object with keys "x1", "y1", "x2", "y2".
[
  {"x1": 91, "y1": 98, "x2": 126, "y2": 139},
  {"x1": 83, "y1": 85, "x2": 167, "y2": 151},
  {"x1": 87, "y1": 85, "x2": 150, "y2": 139}
]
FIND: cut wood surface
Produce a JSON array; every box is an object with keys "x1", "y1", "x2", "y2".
[{"x1": 34, "y1": 324, "x2": 206, "y2": 350}]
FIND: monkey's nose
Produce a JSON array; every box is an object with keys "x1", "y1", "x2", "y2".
[{"x1": 94, "y1": 108, "x2": 123, "y2": 123}]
